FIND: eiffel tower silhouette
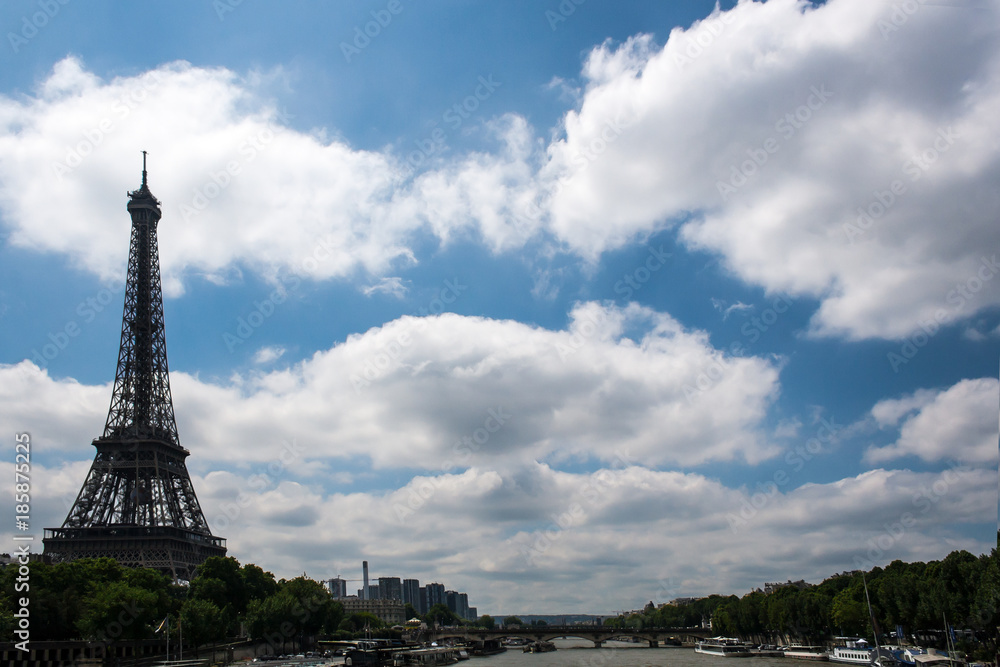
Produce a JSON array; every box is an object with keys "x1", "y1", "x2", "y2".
[{"x1": 44, "y1": 154, "x2": 225, "y2": 578}]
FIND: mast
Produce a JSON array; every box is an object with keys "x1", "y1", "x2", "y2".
[{"x1": 862, "y1": 572, "x2": 883, "y2": 667}]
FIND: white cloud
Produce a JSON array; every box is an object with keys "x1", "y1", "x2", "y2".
[
  {"x1": 0, "y1": 362, "x2": 109, "y2": 450},
  {"x1": 362, "y1": 276, "x2": 409, "y2": 298},
  {"x1": 6, "y1": 353, "x2": 993, "y2": 611},
  {"x1": 711, "y1": 298, "x2": 754, "y2": 320},
  {"x1": 870, "y1": 388, "x2": 939, "y2": 428},
  {"x1": 542, "y1": 0, "x2": 1000, "y2": 339},
  {"x1": 22, "y1": 460, "x2": 984, "y2": 613},
  {"x1": 0, "y1": 302, "x2": 782, "y2": 470},
  {"x1": 864, "y1": 377, "x2": 999, "y2": 464},
  {"x1": 963, "y1": 327, "x2": 988, "y2": 342},
  {"x1": 3, "y1": 0, "x2": 998, "y2": 340},
  {"x1": 252, "y1": 345, "x2": 286, "y2": 364},
  {"x1": 0, "y1": 58, "x2": 423, "y2": 294},
  {"x1": 0, "y1": 0, "x2": 1000, "y2": 339}
]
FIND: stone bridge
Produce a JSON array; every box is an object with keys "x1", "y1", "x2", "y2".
[{"x1": 422, "y1": 626, "x2": 713, "y2": 648}]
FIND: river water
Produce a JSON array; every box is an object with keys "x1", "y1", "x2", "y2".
[{"x1": 475, "y1": 639, "x2": 788, "y2": 667}]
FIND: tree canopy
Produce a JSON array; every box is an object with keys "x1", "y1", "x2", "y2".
[
  {"x1": 2, "y1": 545, "x2": 995, "y2": 661},
  {"x1": 597, "y1": 547, "x2": 997, "y2": 662}
]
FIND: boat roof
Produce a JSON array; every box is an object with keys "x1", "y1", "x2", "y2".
[{"x1": 913, "y1": 655, "x2": 961, "y2": 665}]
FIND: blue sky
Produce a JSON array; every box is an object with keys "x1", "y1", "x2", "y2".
[{"x1": 0, "y1": 0, "x2": 997, "y2": 614}]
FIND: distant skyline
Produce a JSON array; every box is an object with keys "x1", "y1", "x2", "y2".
[{"x1": 0, "y1": 0, "x2": 996, "y2": 614}]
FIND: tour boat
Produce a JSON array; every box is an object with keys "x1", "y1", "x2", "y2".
[
  {"x1": 695, "y1": 637, "x2": 753, "y2": 657},
  {"x1": 829, "y1": 638, "x2": 873, "y2": 665},
  {"x1": 784, "y1": 645, "x2": 830, "y2": 661}
]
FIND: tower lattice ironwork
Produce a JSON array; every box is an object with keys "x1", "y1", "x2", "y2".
[{"x1": 44, "y1": 154, "x2": 225, "y2": 578}]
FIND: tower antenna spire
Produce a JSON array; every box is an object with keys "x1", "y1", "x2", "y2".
[{"x1": 142, "y1": 150, "x2": 148, "y2": 187}]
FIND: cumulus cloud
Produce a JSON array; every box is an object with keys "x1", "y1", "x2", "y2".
[
  {"x1": 252, "y1": 345, "x2": 286, "y2": 364},
  {"x1": 544, "y1": 0, "x2": 1000, "y2": 339},
  {"x1": 3, "y1": 0, "x2": 999, "y2": 339},
  {"x1": 19, "y1": 459, "x2": 987, "y2": 612},
  {"x1": 0, "y1": 58, "x2": 431, "y2": 293},
  {"x1": 864, "y1": 377, "x2": 999, "y2": 465},
  {"x1": 0, "y1": 302, "x2": 782, "y2": 470},
  {"x1": 0, "y1": 362, "x2": 109, "y2": 451},
  {"x1": 4, "y1": 333, "x2": 993, "y2": 610}
]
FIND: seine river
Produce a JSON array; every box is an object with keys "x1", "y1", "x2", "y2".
[{"x1": 475, "y1": 640, "x2": 788, "y2": 667}]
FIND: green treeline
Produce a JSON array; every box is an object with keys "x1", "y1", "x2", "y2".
[
  {"x1": 604, "y1": 548, "x2": 999, "y2": 661},
  {"x1": 0, "y1": 556, "x2": 345, "y2": 653},
  {"x1": 0, "y1": 555, "x2": 494, "y2": 653},
  {"x1": 2, "y1": 547, "x2": 998, "y2": 658}
]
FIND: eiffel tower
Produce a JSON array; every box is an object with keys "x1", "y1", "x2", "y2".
[{"x1": 44, "y1": 154, "x2": 225, "y2": 578}]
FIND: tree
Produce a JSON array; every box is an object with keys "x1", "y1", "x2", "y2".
[
  {"x1": 3, "y1": 557, "x2": 131, "y2": 641},
  {"x1": 190, "y1": 556, "x2": 247, "y2": 622},
  {"x1": 712, "y1": 603, "x2": 736, "y2": 636},
  {"x1": 246, "y1": 591, "x2": 297, "y2": 652},
  {"x1": 325, "y1": 601, "x2": 346, "y2": 635},
  {"x1": 76, "y1": 581, "x2": 159, "y2": 649},
  {"x1": 244, "y1": 598, "x2": 274, "y2": 643},
  {"x1": 241, "y1": 563, "x2": 278, "y2": 604},
  {"x1": 831, "y1": 588, "x2": 867, "y2": 636},
  {"x1": 657, "y1": 604, "x2": 684, "y2": 627},
  {"x1": 425, "y1": 603, "x2": 460, "y2": 627},
  {"x1": 970, "y1": 546, "x2": 999, "y2": 661},
  {"x1": 503, "y1": 615, "x2": 523, "y2": 627},
  {"x1": 340, "y1": 611, "x2": 385, "y2": 633},
  {"x1": 477, "y1": 614, "x2": 496, "y2": 629},
  {"x1": 281, "y1": 576, "x2": 337, "y2": 644},
  {"x1": 404, "y1": 603, "x2": 419, "y2": 621},
  {"x1": 179, "y1": 598, "x2": 226, "y2": 655}
]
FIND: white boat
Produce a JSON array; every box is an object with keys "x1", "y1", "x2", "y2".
[
  {"x1": 396, "y1": 647, "x2": 462, "y2": 666},
  {"x1": 785, "y1": 645, "x2": 830, "y2": 661},
  {"x1": 829, "y1": 638, "x2": 873, "y2": 665},
  {"x1": 695, "y1": 637, "x2": 753, "y2": 657},
  {"x1": 913, "y1": 649, "x2": 967, "y2": 667}
]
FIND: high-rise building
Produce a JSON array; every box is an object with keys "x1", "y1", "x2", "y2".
[
  {"x1": 445, "y1": 590, "x2": 458, "y2": 614},
  {"x1": 327, "y1": 577, "x2": 347, "y2": 598},
  {"x1": 363, "y1": 561, "x2": 370, "y2": 600},
  {"x1": 425, "y1": 582, "x2": 446, "y2": 610},
  {"x1": 457, "y1": 593, "x2": 470, "y2": 620},
  {"x1": 403, "y1": 579, "x2": 420, "y2": 608},
  {"x1": 379, "y1": 577, "x2": 402, "y2": 601},
  {"x1": 419, "y1": 587, "x2": 428, "y2": 615}
]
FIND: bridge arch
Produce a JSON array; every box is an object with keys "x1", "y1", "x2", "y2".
[{"x1": 423, "y1": 626, "x2": 709, "y2": 649}]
